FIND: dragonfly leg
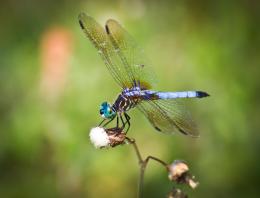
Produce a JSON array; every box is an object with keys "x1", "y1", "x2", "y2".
[
  {"x1": 120, "y1": 115, "x2": 126, "y2": 130},
  {"x1": 124, "y1": 113, "x2": 131, "y2": 133},
  {"x1": 116, "y1": 116, "x2": 119, "y2": 128},
  {"x1": 102, "y1": 116, "x2": 116, "y2": 127},
  {"x1": 98, "y1": 119, "x2": 106, "y2": 126}
]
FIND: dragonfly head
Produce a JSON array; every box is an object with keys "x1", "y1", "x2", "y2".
[{"x1": 100, "y1": 102, "x2": 116, "y2": 119}]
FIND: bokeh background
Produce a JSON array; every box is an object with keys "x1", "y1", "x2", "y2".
[{"x1": 1, "y1": 0, "x2": 260, "y2": 197}]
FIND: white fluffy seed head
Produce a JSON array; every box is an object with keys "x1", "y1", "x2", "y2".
[{"x1": 89, "y1": 127, "x2": 110, "y2": 148}]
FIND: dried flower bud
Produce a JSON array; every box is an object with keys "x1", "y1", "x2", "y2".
[
  {"x1": 167, "y1": 187, "x2": 188, "y2": 198},
  {"x1": 106, "y1": 127, "x2": 126, "y2": 147},
  {"x1": 168, "y1": 160, "x2": 189, "y2": 181},
  {"x1": 89, "y1": 127, "x2": 126, "y2": 148},
  {"x1": 168, "y1": 160, "x2": 199, "y2": 189}
]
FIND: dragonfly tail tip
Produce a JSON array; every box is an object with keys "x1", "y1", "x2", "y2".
[{"x1": 196, "y1": 91, "x2": 210, "y2": 98}]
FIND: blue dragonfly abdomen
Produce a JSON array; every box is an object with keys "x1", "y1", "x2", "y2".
[
  {"x1": 116, "y1": 89, "x2": 209, "y2": 114},
  {"x1": 143, "y1": 90, "x2": 209, "y2": 100}
]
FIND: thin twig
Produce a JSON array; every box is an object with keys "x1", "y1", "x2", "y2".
[
  {"x1": 126, "y1": 137, "x2": 168, "y2": 198},
  {"x1": 126, "y1": 137, "x2": 145, "y2": 197},
  {"x1": 126, "y1": 137, "x2": 143, "y2": 164},
  {"x1": 145, "y1": 156, "x2": 168, "y2": 168}
]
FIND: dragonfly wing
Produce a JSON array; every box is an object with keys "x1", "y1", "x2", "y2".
[
  {"x1": 105, "y1": 19, "x2": 157, "y2": 89},
  {"x1": 136, "y1": 99, "x2": 199, "y2": 137},
  {"x1": 79, "y1": 13, "x2": 134, "y2": 88}
]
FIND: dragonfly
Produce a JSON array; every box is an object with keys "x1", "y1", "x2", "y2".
[{"x1": 78, "y1": 13, "x2": 209, "y2": 137}]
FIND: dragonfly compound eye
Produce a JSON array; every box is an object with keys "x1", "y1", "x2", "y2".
[{"x1": 100, "y1": 102, "x2": 115, "y2": 119}]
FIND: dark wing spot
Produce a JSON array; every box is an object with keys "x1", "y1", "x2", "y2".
[
  {"x1": 105, "y1": 25, "x2": 110, "y2": 34},
  {"x1": 154, "y1": 126, "x2": 161, "y2": 131},
  {"x1": 178, "y1": 128, "x2": 188, "y2": 135},
  {"x1": 79, "y1": 20, "x2": 84, "y2": 30},
  {"x1": 140, "y1": 64, "x2": 144, "y2": 68}
]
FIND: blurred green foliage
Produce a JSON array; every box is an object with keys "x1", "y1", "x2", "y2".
[{"x1": 0, "y1": 0, "x2": 260, "y2": 197}]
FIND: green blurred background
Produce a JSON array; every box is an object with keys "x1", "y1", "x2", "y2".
[{"x1": 0, "y1": 0, "x2": 259, "y2": 197}]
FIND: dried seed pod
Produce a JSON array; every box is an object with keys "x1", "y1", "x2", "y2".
[
  {"x1": 168, "y1": 160, "x2": 199, "y2": 189},
  {"x1": 89, "y1": 127, "x2": 110, "y2": 148},
  {"x1": 168, "y1": 160, "x2": 189, "y2": 181},
  {"x1": 106, "y1": 127, "x2": 126, "y2": 147},
  {"x1": 89, "y1": 127, "x2": 126, "y2": 148},
  {"x1": 167, "y1": 187, "x2": 188, "y2": 198}
]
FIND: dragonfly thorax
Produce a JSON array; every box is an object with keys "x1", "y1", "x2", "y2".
[{"x1": 112, "y1": 89, "x2": 143, "y2": 114}]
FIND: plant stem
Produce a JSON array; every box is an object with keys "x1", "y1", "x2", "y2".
[{"x1": 126, "y1": 137, "x2": 168, "y2": 198}]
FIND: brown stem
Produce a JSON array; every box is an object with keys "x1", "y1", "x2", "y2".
[
  {"x1": 126, "y1": 137, "x2": 145, "y2": 197},
  {"x1": 126, "y1": 137, "x2": 143, "y2": 164},
  {"x1": 126, "y1": 137, "x2": 169, "y2": 198},
  {"x1": 145, "y1": 156, "x2": 168, "y2": 168}
]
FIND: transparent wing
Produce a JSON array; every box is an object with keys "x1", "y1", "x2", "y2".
[
  {"x1": 105, "y1": 19, "x2": 157, "y2": 89},
  {"x1": 79, "y1": 13, "x2": 133, "y2": 88},
  {"x1": 137, "y1": 99, "x2": 199, "y2": 137},
  {"x1": 79, "y1": 13, "x2": 156, "y2": 89}
]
